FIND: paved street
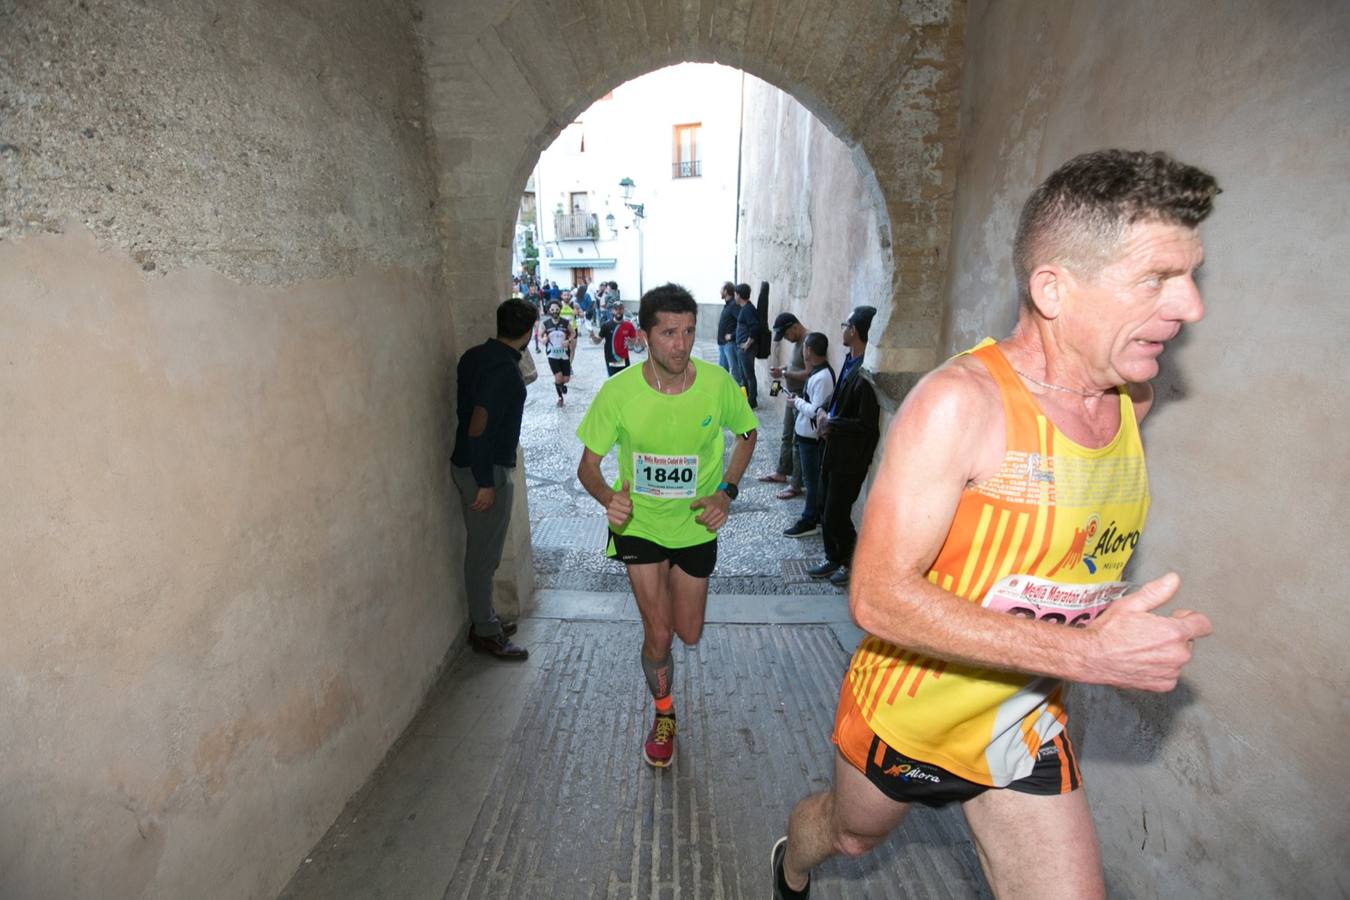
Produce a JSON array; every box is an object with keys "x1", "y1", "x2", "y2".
[
  {"x1": 522, "y1": 334, "x2": 844, "y2": 595},
  {"x1": 280, "y1": 335, "x2": 989, "y2": 899}
]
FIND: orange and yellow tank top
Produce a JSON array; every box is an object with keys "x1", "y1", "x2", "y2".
[{"x1": 844, "y1": 340, "x2": 1150, "y2": 787}]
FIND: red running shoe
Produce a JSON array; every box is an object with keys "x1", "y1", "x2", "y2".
[{"x1": 643, "y1": 712, "x2": 677, "y2": 768}]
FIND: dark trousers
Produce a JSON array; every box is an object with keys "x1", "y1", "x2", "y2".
[
  {"x1": 796, "y1": 436, "x2": 823, "y2": 525},
  {"x1": 451, "y1": 464, "x2": 514, "y2": 638},
  {"x1": 821, "y1": 464, "x2": 867, "y2": 566},
  {"x1": 737, "y1": 346, "x2": 759, "y2": 407},
  {"x1": 777, "y1": 405, "x2": 802, "y2": 486}
]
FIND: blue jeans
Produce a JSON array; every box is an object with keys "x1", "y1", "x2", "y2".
[
  {"x1": 718, "y1": 342, "x2": 735, "y2": 373},
  {"x1": 796, "y1": 436, "x2": 823, "y2": 525}
]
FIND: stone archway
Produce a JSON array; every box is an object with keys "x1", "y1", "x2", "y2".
[
  {"x1": 419, "y1": 1, "x2": 965, "y2": 601},
  {"x1": 420, "y1": 0, "x2": 964, "y2": 383}
]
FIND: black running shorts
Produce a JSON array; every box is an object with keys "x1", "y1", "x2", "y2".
[
  {"x1": 548, "y1": 357, "x2": 572, "y2": 377},
  {"x1": 607, "y1": 531, "x2": 717, "y2": 578}
]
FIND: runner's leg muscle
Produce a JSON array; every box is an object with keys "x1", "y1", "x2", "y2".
[
  {"x1": 667, "y1": 565, "x2": 710, "y2": 646},
  {"x1": 628, "y1": 560, "x2": 675, "y2": 657},
  {"x1": 783, "y1": 752, "x2": 912, "y2": 889},
  {"x1": 961, "y1": 786, "x2": 1105, "y2": 900}
]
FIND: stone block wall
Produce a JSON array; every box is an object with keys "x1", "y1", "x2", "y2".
[
  {"x1": 944, "y1": 2, "x2": 1350, "y2": 896},
  {"x1": 1, "y1": 1, "x2": 459, "y2": 896}
]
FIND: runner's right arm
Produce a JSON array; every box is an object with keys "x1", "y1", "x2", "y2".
[
  {"x1": 577, "y1": 447, "x2": 632, "y2": 527},
  {"x1": 848, "y1": 362, "x2": 1211, "y2": 693}
]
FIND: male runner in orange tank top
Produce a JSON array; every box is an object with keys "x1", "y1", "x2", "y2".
[{"x1": 771, "y1": 150, "x2": 1220, "y2": 900}]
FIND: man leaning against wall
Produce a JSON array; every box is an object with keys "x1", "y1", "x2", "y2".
[{"x1": 449, "y1": 298, "x2": 539, "y2": 661}]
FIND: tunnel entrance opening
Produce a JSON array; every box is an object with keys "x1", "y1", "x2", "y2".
[
  {"x1": 425, "y1": 2, "x2": 964, "y2": 621},
  {"x1": 510, "y1": 62, "x2": 896, "y2": 600}
]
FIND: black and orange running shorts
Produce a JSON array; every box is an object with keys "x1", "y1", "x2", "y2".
[{"x1": 832, "y1": 682, "x2": 1083, "y2": 807}]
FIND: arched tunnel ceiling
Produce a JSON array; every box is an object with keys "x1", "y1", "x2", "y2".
[{"x1": 420, "y1": 0, "x2": 965, "y2": 382}]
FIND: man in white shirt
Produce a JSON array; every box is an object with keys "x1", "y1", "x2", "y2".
[{"x1": 782, "y1": 332, "x2": 835, "y2": 538}]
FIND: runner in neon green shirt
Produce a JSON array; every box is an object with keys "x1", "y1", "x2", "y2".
[{"x1": 577, "y1": 283, "x2": 759, "y2": 769}]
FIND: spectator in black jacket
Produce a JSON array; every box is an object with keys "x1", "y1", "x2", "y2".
[
  {"x1": 450, "y1": 298, "x2": 539, "y2": 660},
  {"x1": 716, "y1": 281, "x2": 739, "y2": 373},
  {"x1": 733, "y1": 282, "x2": 760, "y2": 408},
  {"x1": 807, "y1": 305, "x2": 881, "y2": 586}
]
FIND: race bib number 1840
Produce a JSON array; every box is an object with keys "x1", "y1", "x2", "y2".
[{"x1": 632, "y1": 453, "x2": 698, "y2": 499}]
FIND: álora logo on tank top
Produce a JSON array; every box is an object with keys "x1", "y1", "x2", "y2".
[{"x1": 1046, "y1": 513, "x2": 1142, "y2": 577}]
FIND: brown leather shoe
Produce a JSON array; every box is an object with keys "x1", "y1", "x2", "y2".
[
  {"x1": 467, "y1": 620, "x2": 517, "y2": 645},
  {"x1": 469, "y1": 631, "x2": 529, "y2": 661},
  {"x1": 757, "y1": 472, "x2": 789, "y2": 483}
]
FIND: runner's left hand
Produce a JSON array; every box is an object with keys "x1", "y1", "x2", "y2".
[{"x1": 691, "y1": 491, "x2": 731, "y2": 532}]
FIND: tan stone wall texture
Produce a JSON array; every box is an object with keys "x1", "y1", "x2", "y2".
[
  {"x1": 945, "y1": 2, "x2": 1350, "y2": 897},
  {"x1": 1, "y1": 1, "x2": 460, "y2": 897},
  {"x1": 736, "y1": 73, "x2": 891, "y2": 379}
]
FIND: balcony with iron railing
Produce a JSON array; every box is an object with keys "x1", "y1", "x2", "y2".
[
  {"x1": 673, "y1": 159, "x2": 702, "y2": 178},
  {"x1": 553, "y1": 212, "x2": 599, "y2": 240}
]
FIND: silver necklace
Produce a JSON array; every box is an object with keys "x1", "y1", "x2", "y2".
[
  {"x1": 651, "y1": 362, "x2": 690, "y2": 394},
  {"x1": 1011, "y1": 366, "x2": 1104, "y2": 398}
]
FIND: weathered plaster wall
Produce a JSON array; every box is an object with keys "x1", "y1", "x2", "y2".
[
  {"x1": 1, "y1": 2, "x2": 460, "y2": 896},
  {"x1": 946, "y1": 2, "x2": 1350, "y2": 896},
  {"x1": 736, "y1": 73, "x2": 891, "y2": 380}
]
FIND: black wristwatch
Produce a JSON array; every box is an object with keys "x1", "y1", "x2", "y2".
[{"x1": 717, "y1": 481, "x2": 739, "y2": 501}]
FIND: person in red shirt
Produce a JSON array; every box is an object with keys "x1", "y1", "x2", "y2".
[{"x1": 593, "y1": 301, "x2": 645, "y2": 377}]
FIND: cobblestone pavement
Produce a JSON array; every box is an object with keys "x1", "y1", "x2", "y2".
[{"x1": 522, "y1": 335, "x2": 840, "y2": 595}]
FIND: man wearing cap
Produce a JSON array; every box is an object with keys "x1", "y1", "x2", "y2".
[
  {"x1": 757, "y1": 313, "x2": 810, "y2": 499},
  {"x1": 806, "y1": 305, "x2": 881, "y2": 587},
  {"x1": 593, "y1": 300, "x2": 644, "y2": 377}
]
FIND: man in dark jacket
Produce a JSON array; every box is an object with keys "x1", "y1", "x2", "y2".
[
  {"x1": 716, "y1": 281, "x2": 739, "y2": 373},
  {"x1": 733, "y1": 282, "x2": 760, "y2": 408},
  {"x1": 450, "y1": 298, "x2": 539, "y2": 659},
  {"x1": 808, "y1": 305, "x2": 881, "y2": 586}
]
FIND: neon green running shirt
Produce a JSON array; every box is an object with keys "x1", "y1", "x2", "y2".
[{"x1": 577, "y1": 358, "x2": 759, "y2": 549}]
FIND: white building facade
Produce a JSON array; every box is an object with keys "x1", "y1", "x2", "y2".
[{"x1": 518, "y1": 63, "x2": 744, "y2": 308}]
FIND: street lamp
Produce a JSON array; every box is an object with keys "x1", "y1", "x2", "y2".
[{"x1": 619, "y1": 177, "x2": 646, "y2": 295}]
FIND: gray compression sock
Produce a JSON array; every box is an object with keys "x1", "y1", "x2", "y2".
[{"x1": 641, "y1": 650, "x2": 673, "y2": 701}]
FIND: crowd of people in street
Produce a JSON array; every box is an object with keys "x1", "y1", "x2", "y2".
[
  {"x1": 453, "y1": 149, "x2": 1218, "y2": 900},
  {"x1": 510, "y1": 274, "x2": 648, "y2": 391}
]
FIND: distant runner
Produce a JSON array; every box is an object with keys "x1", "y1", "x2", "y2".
[
  {"x1": 541, "y1": 301, "x2": 575, "y2": 407},
  {"x1": 592, "y1": 301, "x2": 644, "y2": 377}
]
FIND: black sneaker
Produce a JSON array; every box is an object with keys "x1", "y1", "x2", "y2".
[
  {"x1": 771, "y1": 836, "x2": 810, "y2": 898},
  {"x1": 807, "y1": 560, "x2": 840, "y2": 578},
  {"x1": 829, "y1": 566, "x2": 850, "y2": 586},
  {"x1": 783, "y1": 521, "x2": 821, "y2": 538}
]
